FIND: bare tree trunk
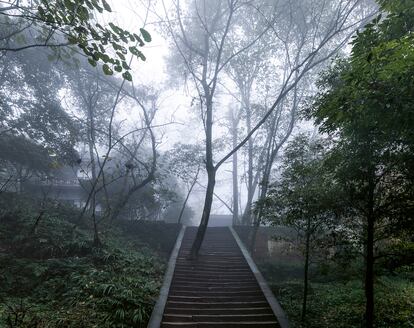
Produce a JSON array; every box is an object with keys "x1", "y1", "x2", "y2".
[
  {"x1": 232, "y1": 152, "x2": 239, "y2": 225},
  {"x1": 109, "y1": 173, "x2": 155, "y2": 222},
  {"x1": 242, "y1": 133, "x2": 273, "y2": 229},
  {"x1": 243, "y1": 197, "x2": 252, "y2": 226},
  {"x1": 87, "y1": 95, "x2": 98, "y2": 215},
  {"x1": 242, "y1": 178, "x2": 259, "y2": 226},
  {"x1": 91, "y1": 192, "x2": 101, "y2": 247},
  {"x1": 365, "y1": 214, "x2": 374, "y2": 328},
  {"x1": 30, "y1": 210, "x2": 45, "y2": 235},
  {"x1": 0, "y1": 175, "x2": 13, "y2": 194},
  {"x1": 248, "y1": 127, "x2": 276, "y2": 252},
  {"x1": 301, "y1": 218, "x2": 311, "y2": 322},
  {"x1": 190, "y1": 86, "x2": 215, "y2": 258},
  {"x1": 243, "y1": 99, "x2": 254, "y2": 225},
  {"x1": 365, "y1": 177, "x2": 375, "y2": 328},
  {"x1": 231, "y1": 109, "x2": 239, "y2": 226},
  {"x1": 76, "y1": 59, "x2": 129, "y2": 225},
  {"x1": 190, "y1": 169, "x2": 216, "y2": 259},
  {"x1": 108, "y1": 87, "x2": 158, "y2": 222},
  {"x1": 255, "y1": 84, "x2": 298, "y2": 226},
  {"x1": 178, "y1": 167, "x2": 199, "y2": 224}
]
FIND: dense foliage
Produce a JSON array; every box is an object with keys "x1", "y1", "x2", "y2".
[
  {"x1": 256, "y1": 0, "x2": 414, "y2": 327},
  {"x1": 1, "y1": 0, "x2": 413, "y2": 327},
  {"x1": 235, "y1": 226, "x2": 414, "y2": 328},
  {"x1": 272, "y1": 275, "x2": 414, "y2": 328},
  {"x1": 257, "y1": 135, "x2": 341, "y2": 321},
  {"x1": 0, "y1": 0, "x2": 151, "y2": 79},
  {"x1": 0, "y1": 194, "x2": 180, "y2": 328}
]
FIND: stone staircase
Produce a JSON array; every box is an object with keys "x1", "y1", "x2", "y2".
[{"x1": 160, "y1": 227, "x2": 281, "y2": 328}]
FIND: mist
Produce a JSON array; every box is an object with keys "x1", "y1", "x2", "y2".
[{"x1": 1, "y1": 0, "x2": 413, "y2": 327}]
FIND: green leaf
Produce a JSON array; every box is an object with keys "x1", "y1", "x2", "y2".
[
  {"x1": 64, "y1": 0, "x2": 74, "y2": 11},
  {"x1": 85, "y1": 0, "x2": 94, "y2": 10},
  {"x1": 38, "y1": 6, "x2": 45, "y2": 17},
  {"x1": 122, "y1": 71, "x2": 132, "y2": 81},
  {"x1": 140, "y1": 28, "x2": 151, "y2": 43},
  {"x1": 102, "y1": 64, "x2": 113, "y2": 75},
  {"x1": 92, "y1": 2, "x2": 103, "y2": 13},
  {"x1": 122, "y1": 61, "x2": 130, "y2": 70},
  {"x1": 109, "y1": 22, "x2": 119, "y2": 34},
  {"x1": 101, "y1": 0, "x2": 112, "y2": 12},
  {"x1": 114, "y1": 65, "x2": 122, "y2": 72},
  {"x1": 137, "y1": 51, "x2": 146, "y2": 61},
  {"x1": 116, "y1": 51, "x2": 126, "y2": 61},
  {"x1": 77, "y1": 6, "x2": 89, "y2": 21},
  {"x1": 88, "y1": 57, "x2": 97, "y2": 67},
  {"x1": 133, "y1": 33, "x2": 144, "y2": 46}
]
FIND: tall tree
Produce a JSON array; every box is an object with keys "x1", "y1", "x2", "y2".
[
  {"x1": 164, "y1": 0, "x2": 376, "y2": 257},
  {"x1": 307, "y1": 1, "x2": 414, "y2": 326},
  {"x1": 66, "y1": 55, "x2": 159, "y2": 245},
  {"x1": 163, "y1": 0, "x2": 272, "y2": 257},
  {"x1": 224, "y1": 16, "x2": 272, "y2": 225},
  {"x1": 228, "y1": 106, "x2": 241, "y2": 225},
  {"x1": 260, "y1": 134, "x2": 339, "y2": 322},
  {"x1": 237, "y1": 0, "x2": 377, "y2": 226},
  {"x1": 0, "y1": 46, "x2": 79, "y2": 164}
]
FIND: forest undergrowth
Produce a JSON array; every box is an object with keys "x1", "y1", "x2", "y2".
[
  {"x1": 0, "y1": 193, "x2": 180, "y2": 328},
  {"x1": 264, "y1": 262, "x2": 414, "y2": 328},
  {"x1": 235, "y1": 226, "x2": 414, "y2": 328}
]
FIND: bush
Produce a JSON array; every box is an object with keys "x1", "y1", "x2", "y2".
[
  {"x1": 0, "y1": 194, "x2": 179, "y2": 327},
  {"x1": 268, "y1": 278, "x2": 414, "y2": 328},
  {"x1": 234, "y1": 227, "x2": 414, "y2": 328}
]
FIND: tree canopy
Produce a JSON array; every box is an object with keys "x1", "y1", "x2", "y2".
[{"x1": 0, "y1": 0, "x2": 152, "y2": 80}]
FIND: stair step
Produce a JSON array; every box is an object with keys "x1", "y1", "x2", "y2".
[
  {"x1": 170, "y1": 285, "x2": 261, "y2": 294},
  {"x1": 173, "y1": 275, "x2": 254, "y2": 280},
  {"x1": 164, "y1": 307, "x2": 274, "y2": 315},
  {"x1": 170, "y1": 290, "x2": 263, "y2": 297},
  {"x1": 163, "y1": 314, "x2": 276, "y2": 322},
  {"x1": 174, "y1": 270, "x2": 251, "y2": 275},
  {"x1": 174, "y1": 271, "x2": 254, "y2": 279},
  {"x1": 168, "y1": 295, "x2": 266, "y2": 302},
  {"x1": 154, "y1": 227, "x2": 282, "y2": 328},
  {"x1": 170, "y1": 284, "x2": 259, "y2": 290},
  {"x1": 171, "y1": 281, "x2": 259, "y2": 287},
  {"x1": 175, "y1": 266, "x2": 250, "y2": 271},
  {"x1": 161, "y1": 321, "x2": 280, "y2": 327},
  {"x1": 166, "y1": 301, "x2": 270, "y2": 309},
  {"x1": 176, "y1": 258, "x2": 247, "y2": 264}
]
